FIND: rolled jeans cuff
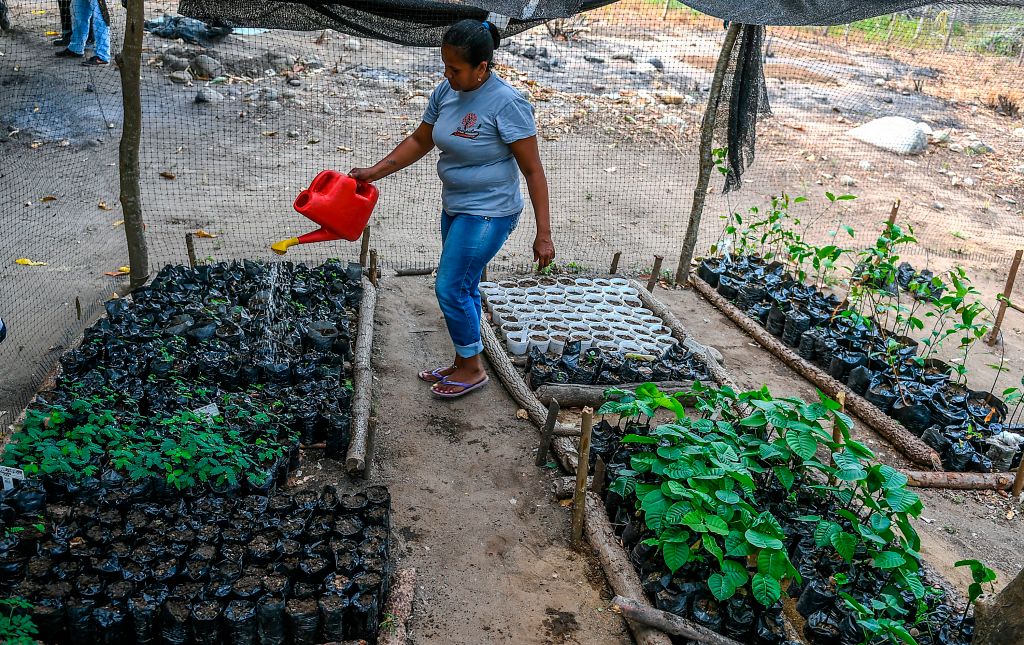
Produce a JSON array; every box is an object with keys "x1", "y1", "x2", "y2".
[{"x1": 454, "y1": 340, "x2": 484, "y2": 358}]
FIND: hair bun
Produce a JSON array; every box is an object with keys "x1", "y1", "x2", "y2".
[{"x1": 484, "y1": 20, "x2": 500, "y2": 49}]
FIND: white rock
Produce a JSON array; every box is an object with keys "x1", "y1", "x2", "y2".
[
  {"x1": 1013, "y1": 128, "x2": 1024, "y2": 140},
  {"x1": 949, "y1": 142, "x2": 964, "y2": 153},
  {"x1": 874, "y1": 78, "x2": 887, "y2": 86},
  {"x1": 847, "y1": 116, "x2": 928, "y2": 155},
  {"x1": 931, "y1": 129, "x2": 951, "y2": 143},
  {"x1": 933, "y1": 202, "x2": 945, "y2": 211},
  {"x1": 963, "y1": 176, "x2": 976, "y2": 187},
  {"x1": 345, "y1": 37, "x2": 361, "y2": 51},
  {"x1": 840, "y1": 175, "x2": 856, "y2": 186},
  {"x1": 194, "y1": 87, "x2": 223, "y2": 103},
  {"x1": 407, "y1": 95, "x2": 428, "y2": 107},
  {"x1": 858, "y1": 159, "x2": 873, "y2": 171},
  {"x1": 916, "y1": 122, "x2": 933, "y2": 136},
  {"x1": 966, "y1": 141, "x2": 994, "y2": 155}
]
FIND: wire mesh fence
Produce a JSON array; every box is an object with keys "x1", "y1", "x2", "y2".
[{"x1": 1, "y1": 0, "x2": 1023, "y2": 421}]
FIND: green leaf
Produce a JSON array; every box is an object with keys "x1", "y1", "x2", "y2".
[
  {"x1": 715, "y1": 490, "x2": 740, "y2": 504},
  {"x1": 704, "y1": 516, "x2": 729, "y2": 536},
  {"x1": 814, "y1": 521, "x2": 841, "y2": 547},
  {"x1": 725, "y1": 530, "x2": 754, "y2": 557},
  {"x1": 885, "y1": 488, "x2": 920, "y2": 513},
  {"x1": 831, "y1": 532, "x2": 857, "y2": 562},
  {"x1": 873, "y1": 551, "x2": 907, "y2": 570},
  {"x1": 703, "y1": 535, "x2": 724, "y2": 564},
  {"x1": 664, "y1": 501, "x2": 691, "y2": 526},
  {"x1": 721, "y1": 559, "x2": 750, "y2": 588},
  {"x1": 774, "y1": 466, "x2": 795, "y2": 491},
  {"x1": 785, "y1": 430, "x2": 817, "y2": 461},
  {"x1": 708, "y1": 573, "x2": 738, "y2": 601},
  {"x1": 751, "y1": 573, "x2": 782, "y2": 606},
  {"x1": 745, "y1": 528, "x2": 783, "y2": 550},
  {"x1": 758, "y1": 549, "x2": 788, "y2": 579},
  {"x1": 662, "y1": 541, "x2": 691, "y2": 573}
]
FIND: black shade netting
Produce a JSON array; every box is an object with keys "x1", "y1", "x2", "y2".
[{"x1": 177, "y1": 0, "x2": 617, "y2": 46}]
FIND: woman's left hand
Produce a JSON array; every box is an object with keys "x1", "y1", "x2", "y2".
[{"x1": 533, "y1": 234, "x2": 555, "y2": 269}]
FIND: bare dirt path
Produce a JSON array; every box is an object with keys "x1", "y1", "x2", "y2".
[{"x1": 369, "y1": 276, "x2": 630, "y2": 644}]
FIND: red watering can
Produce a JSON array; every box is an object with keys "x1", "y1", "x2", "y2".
[{"x1": 271, "y1": 170, "x2": 379, "y2": 255}]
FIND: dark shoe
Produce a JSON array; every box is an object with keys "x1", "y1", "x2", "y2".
[
  {"x1": 52, "y1": 36, "x2": 71, "y2": 47},
  {"x1": 82, "y1": 55, "x2": 108, "y2": 66},
  {"x1": 56, "y1": 48, "x2": 83, "y2": 58}
]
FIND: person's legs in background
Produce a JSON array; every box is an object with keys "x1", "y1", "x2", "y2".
[
  {"x1": 55, "y1": 0, "x2": 72, "y2": 45},
  {"x1": 65, "y1": 0, "x2": 109, "y2": 63},
  {"x1": 432, "y1": 212, "x2": 519, "y2": 394}
]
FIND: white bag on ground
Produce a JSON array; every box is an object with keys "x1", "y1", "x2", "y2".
[{"x1": 847, "y1": 116, "x2": 929, "y2": 155}]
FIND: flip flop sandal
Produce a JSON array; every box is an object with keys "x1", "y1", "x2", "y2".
[
  {"x1": 431, "y1": 376, "x2": 489, "y2": 399},
  {"x1": 417, "y1": 367, "x2": 452, "y2": 383}
]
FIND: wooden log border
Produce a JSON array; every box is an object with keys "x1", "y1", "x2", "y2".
[{"x1": 346, "y1": 276, "x2": 377, "y2": 477}]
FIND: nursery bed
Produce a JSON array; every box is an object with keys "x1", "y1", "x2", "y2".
[
  {"x1": 0, "y1": 260, "x2": 392, "y2": 644},
  {"x1": 692, "y1": 272, "x2": 1018, "y2": 490},
  {"x1": 481, "y1": 276, "x2": 734, "y2": 472}
]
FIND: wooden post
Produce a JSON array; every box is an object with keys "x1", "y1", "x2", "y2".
[
  {"x1": 987, "y1": 250, "x2": 1022, "y2": 346},
  {"x1": 886, "y1": 199, "x2": 901, "y2": 228},
  {"x1": 571, "y1": 407, "x2": 594, "y2": 546},
  {"x1": 661, "y1": 0, "x2": 671, "y2": 20},
  {"x1": 535, "y1": 399, "x2": 561, "y2": 467},
  {"x1": 673, "y1": 22, "x2": 742, "y2": 286},
  {"x1": 843, "y1": 23, "x2": 851, "y2": 47},
  {"x1": 913, "y1": 14, "x2": 925, "y2": 41},
  {"x1": 885, "y1": 13, "x2": 897, "y2": 44},
  {"x1": 185, "y1": 233, "x2": 197, "y2": 268},
  {"x1": 610, "y1": 251, "x2": 622, "y2": 275},
  {"x1": 1017, "y1": 40, "x2": 1024, "y2": 66},
  {"x1": 117, "y1": 0, "x2": 149, "y2": 290},
  {"x1": 359, "y1": 228, "x2": 370, "y2": 266},
  {"x1": 368, "y1": 249, "x2": 379, "y2": 287},
  {"x1": 1012, "y1": 461, "x2": 1024, "y2": 498},
  {"x1": 647, "y1": 255, "x2": 664, "y2": 292},
  {"x1": 943, "y1": 8, "x2": 957, "y2": 52}
]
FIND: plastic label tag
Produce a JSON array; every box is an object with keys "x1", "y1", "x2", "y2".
[
  {"x1": 0, "y1": 465, "x2": 25, "y2": 490},
  {"x1": 192, "y1": 403, "x2": 220, "y2": 419}
]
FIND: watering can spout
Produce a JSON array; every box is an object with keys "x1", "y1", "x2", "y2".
[
  {"x1": 274, "y1": 170, "x2": 379, "y2": 254},
  {"x1": 271, "y1": 237, "x2": 299, "y2": 255}
]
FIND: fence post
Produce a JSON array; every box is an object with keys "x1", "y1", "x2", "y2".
[
  {"x1": 117, "y1": 0, "x2": 149, "y2": 289},
  {"x1": 673, "y1": 22, "x2": 742, "y2": 287},
  {"x1": 571, "y1": 407, "x2": 594, "y2": 547},
  {"x1": 943, "y1": 8, "x2": 957, "y2": 51},
  {"x1": 647, "y1": 255, "x2": 664, "y2": 292},
  {"x1": 987, "y1": 250, "x2": 1023, "y2": 346},
  {"x1": 609, "y1": 251, "x2": 621, "y2": 275},
  {"x1": 359, "y1": 228, "x2": 370, "y2": 266}
]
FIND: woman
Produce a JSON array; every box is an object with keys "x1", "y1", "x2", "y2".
[{"x1": 350, "y1": 19, "x2": 555, "y2": 398}]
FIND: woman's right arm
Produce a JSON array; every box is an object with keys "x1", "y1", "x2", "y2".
[{"x1": 349, "y1": 122, "x2": 435, "y2": 182}]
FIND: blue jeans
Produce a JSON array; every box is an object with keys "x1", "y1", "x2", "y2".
[
  {"x1": 69, "y1": 0, "x2": 109, "y2": 60},
  {"x1": 436, "y1": 210, "x2": 520, "y2": 358}
]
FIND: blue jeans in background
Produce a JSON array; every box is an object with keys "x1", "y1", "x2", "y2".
[
  {"x1": 436, "y1": 210, "x2": 520, "y2": 358},
  {"x1": 69, "y1": 0, "x2": 109, "y2": 60}
]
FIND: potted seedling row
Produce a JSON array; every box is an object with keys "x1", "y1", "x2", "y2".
[
  {"x1": 593, "y1": 382, "x2": 991, "y2": 645},
  {"x1": 0, "y1": 260, "x2": 393, "y2": 644}
]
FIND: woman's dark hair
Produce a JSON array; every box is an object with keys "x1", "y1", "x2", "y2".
[{"x1": 442, "y1": 19, "x2": 501, "y2": 67}]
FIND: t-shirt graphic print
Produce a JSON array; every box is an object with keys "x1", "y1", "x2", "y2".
[{"x1": 422, "y1": 74, "x2": 537, "y2": 218}]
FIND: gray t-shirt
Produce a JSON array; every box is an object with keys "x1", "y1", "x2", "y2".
[{"x1": 422, "y1": 74, "x2": 536, "y2": 218}]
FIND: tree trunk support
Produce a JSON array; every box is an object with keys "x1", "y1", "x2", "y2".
[
  {"x1": 647, "y1": 255, "x2": 664, "y2": 292},
  {"x1": 345, "y1": 277, "x2": 377, "y2": 477},
  {"x1": 974, "y1": 566, "x2": 1024, "y2": 645},
  {"x1": 185, "y1": 233, "x2": 197, "y2": 268},
  {"x1": 610, "y1": 251, "x2": 622, "y2": 275},
  {"x1": 535, "y1": 398, "x2": 561, "y2": 466},
  {"x1": 571, "y1": 408, "x2": 594, "y2": 546},
  {"x1": 611, "y1": 595, "x2": 743, "y2": 645},
  {"x1": 986, "y1": 249, "x2": 1022, "y2": 346},
  {"x1": 674, "y1": 22, "x2": 742, "y2": 286},
  {"x1": 359, "y1": 227, "x2": 370, "y2": 266},
  {"x1": 378, "y1": 567, "x2": 416, "y2": 645},
  {"x1": 117, "y1": 0, "x2": 149, "y2": 290},
  {"x1": 536, "y1": 381, "x2": 694, "y2": 409},
  {"x1": 906, "y1": 471, "x2": 1015, "y2": 490}
]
